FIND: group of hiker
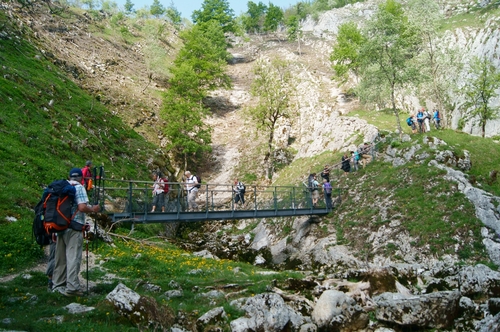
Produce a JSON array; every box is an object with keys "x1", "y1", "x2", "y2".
[
  {"x1": 309, "y1": 142, "x2": 375, "y2": 209},
  {"x1": 149, "y1": 171, "x2": 247, "y2": 212},
  {"x1": 406, "y1": 108, "x2": 441, "y2": 134}
]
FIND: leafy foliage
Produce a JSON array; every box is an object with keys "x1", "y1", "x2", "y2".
[
  {"x1": 461, "y1": 56, "x2": 500, "y2": 137},
  {"x1": 247, "y1": 59, "x2": 296, "y2": 179},
  {"x1": 358, "y1": 0, "x2": 423, "y2": 134},
  {"x1": 191, "y1": 0, "x2": 236, "y2": 33},
  {"x1": 165, "y1": 1, "x2": 182, "y2": 28},
  {"x1": 330, "y1": 21, "x2": 365, "y2": 84},
  {"x1": 243, "y1": 1, "x2": 267, "y2": 33},
  {"x1": 263, "y1": 3, "x2": 284, "y2": 32},
  {"x1": 161, "y1": 20, "x2": 231, "y2": 168},
  {"x1": 150, "y1": 0, "x2": 165, "y2": 18}
]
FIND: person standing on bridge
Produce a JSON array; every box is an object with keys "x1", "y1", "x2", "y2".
[
  {"x1": 233, "y1": 178, "x2": 246, "y2": 209},
  {"x1": 151, "y1": 172, "x2": 167, "y2": 213},
  {"x1": 184, "y1": 171, "x2": 198, "y2": 212}
]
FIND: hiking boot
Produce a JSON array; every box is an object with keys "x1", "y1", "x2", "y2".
[
  {"x1": 63, "y1": 290, "x2": 84, "y2": 297},
  {"x1": 47, "y1": 280, "x2": 53, "y2": 292}
]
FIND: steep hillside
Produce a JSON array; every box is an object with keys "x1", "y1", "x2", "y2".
[{"x1": 0, "y1": 5, "x2": 164, "y2": 271}]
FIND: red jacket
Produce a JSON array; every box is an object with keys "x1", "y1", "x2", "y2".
[{"x1": 81, "y1": 166, "x2": 92, "y2": 186}]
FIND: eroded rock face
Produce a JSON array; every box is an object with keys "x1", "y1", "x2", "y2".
[{"x1": 374, "y1": 291, "x2": 461, "y2": 329}]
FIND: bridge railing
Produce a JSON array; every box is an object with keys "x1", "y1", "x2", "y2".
[{"x1": 100, "y1": 179, "x2": 341, "y2": 214}]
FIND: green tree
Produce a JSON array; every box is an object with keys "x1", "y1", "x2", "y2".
[
  {"x1": 162, "y1": 64, "x2": 212, "y2": 169},
  {"x1": 264, "y1": 3, "x2": 283, "y2": 33},
  {"x1": 124, "y1": 0, "x2": 135, "y2": 14},
  {"x1": 150, "y1": 0, "x2": 165, "y2": 18},
  {"x1": 358, "y1": 0, "x2": 422, "y2": 137},
  {"x1": 161, "y1": 21, "x2": 231, "y2": 167},
  {"x1": 165, "y1": 1, "x2": 182, "y2": 28},
  {"x1": 243, "y1": 1, "x2": 267, "y2": 33},
  {"x1": 406, "y1": 0, "x2": 451, "y2": 125},
  {"x1": 286, "y1": 15, "x2": 302, "y2": 55},
  {"x1": 175, "y1": 21, "x2": 231, "y2": 92},
  {"x1": 461, "y1": 56, "x2": 500, "y2": 138},
  {"x1": 248, "y1": 58, "x2": 296, "y2": 179},
  {"x1": 329, "y1": 21, "x2": 365, "y2": 85},
  {"x1": 192, "y1": 0, "x2": 235, "y2": 33}
]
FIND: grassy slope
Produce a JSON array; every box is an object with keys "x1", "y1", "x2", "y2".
[
  {"x1": 273, "y1": 107, "x2": 499, "y2": 266},
  {"x1": 0, "y1": 9, "x2": 159, "y2": 273}
]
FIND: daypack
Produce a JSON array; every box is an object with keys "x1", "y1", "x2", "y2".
[
  {"x1": 162, "y1": 178, "x2": 169, "y2": 193},
  {"x1": 40, "y1": 180, "x2": 77, "y2": 236},
  {"x1": 406, "y1": 117, "x2": 413, "y2": 126},
  {"x1": 237, "y1": 182, "x2": 246, "y2": 194},
  {"x1": 193, "y1": 175, "x2": 201, "y2": 189},
  {"x1": 33, "y1": 193, "x2": 51, "y2": 246},
  {"x1": 307, "y1": 174, "x2": 315, "y2": 191}
]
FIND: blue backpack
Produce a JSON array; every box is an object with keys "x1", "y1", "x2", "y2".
[{"x1": 406, "y1": 117, "x2": 413, "y2": 126}]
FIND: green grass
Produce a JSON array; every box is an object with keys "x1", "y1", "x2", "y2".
[
  {"x1": 438, "y1": 3, "x2": 500, "y2": 32},
  {"x1": 0, "y1": 237, "x2": 304, "y2": 331},
  {"x1": 0, "y1": 10, "x2": 162, "y2": 275}
]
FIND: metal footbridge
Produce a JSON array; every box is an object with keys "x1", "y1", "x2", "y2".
[{"x1": 98, "y1": 178, "x2": 338, "y2": 224}]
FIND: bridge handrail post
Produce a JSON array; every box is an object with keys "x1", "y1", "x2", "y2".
[
  {"x1": 144, "y1": 182, "x2": 148, "y2": 214},
  {"x1": 274, "y1": 186, "x2": 277, "y2": 212},
  {"x1": 204, "y1": 183, "x2": 208, "y2": 213},
  {"x1": 177, "y1": 183, "x2": 181, "y2": 217},
  {"x1": 211, "y1": 190, "x2": 214, "y2": 211},
  {"x1": 128, "y1": 181, "x2": 133, "y2": 214},
  {"x1": 231, "y1": 184, "x2": 235, "y2": 215},
  {"x1": 253, "y1": 185, "x2": 257, "y2": 216},
  {"x1": 292, "y1": 187, "x2": 296, "y2": 210}
]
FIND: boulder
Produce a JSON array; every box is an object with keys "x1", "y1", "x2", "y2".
[
  {"x1": 311, "y1": 290, "x2": 368, "y2": 331},
  {"x1": 374, "y1": 291, "x2": 460, "y2": 329}
]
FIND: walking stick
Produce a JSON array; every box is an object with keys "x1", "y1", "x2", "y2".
[{"x1": 85, "y1": 228, "x2": 89, "y2": 295}]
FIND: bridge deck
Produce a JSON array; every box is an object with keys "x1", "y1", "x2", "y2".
[
  {"x1": 95, "y1": 175, "x2": 339, "y2": 224},
  {"x1": 109, "y1": 208, "x2": 330, "y2": 223}
]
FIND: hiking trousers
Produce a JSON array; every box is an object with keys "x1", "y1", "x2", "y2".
[
  {"x1": 52, "y1": 228, "x2": 83, "y2": 293},
  {"x1": 187, "y1": 189, "x2": 198, "y2": 211}
]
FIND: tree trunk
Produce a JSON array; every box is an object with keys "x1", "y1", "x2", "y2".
[{"x1": 391, "y1": 86, "x2": 403, "y2": 140}]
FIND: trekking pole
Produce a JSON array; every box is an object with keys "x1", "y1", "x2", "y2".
[
  {"x1": 92, "y1": 166, "x2": 104, "y2": 250},
  {"x1": 85, "y1": 228, "x2": 89, "y2": 295}
]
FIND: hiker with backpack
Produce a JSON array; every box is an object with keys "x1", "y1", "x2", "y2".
[
  {"x1": 310, "y1": 174, "x2": 320, "y2": 207},
  {"x1": 416, "y1": 108, "x2": 425, "y2": 133},
  {"x1": 320, "y1": 165, "x2": 330, "y2": 183},
  {"x1": 150, "y1": 172, "x2": 168, "y2": 213},
  {"x1": 184, "y1": 171, "x2": 199, "y2": 212},
  {"x1": 341, "y1": 152, "x2": 351, "y2": 175},
  {"x1": 406, "y1": 114, "x2": 417, "y2": 134},
  {"x1": 433, "y1": 109, "x2": 441, "y2": 129},
  {"x1": 233, "y1": 178, "x2": 246, "y2": 209},
  {"x1": 358, "y1": 142, "x2": 373, "y2": 168},
  {"x1": 350, "y1": 151, "x2": 359, "y2": 172},
  {"x1": 52, "y1": 168, "x2": 100, "y2": 297},
  {"x1": 423, "y1": 108, "x2": 431, "y2": 132}
]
